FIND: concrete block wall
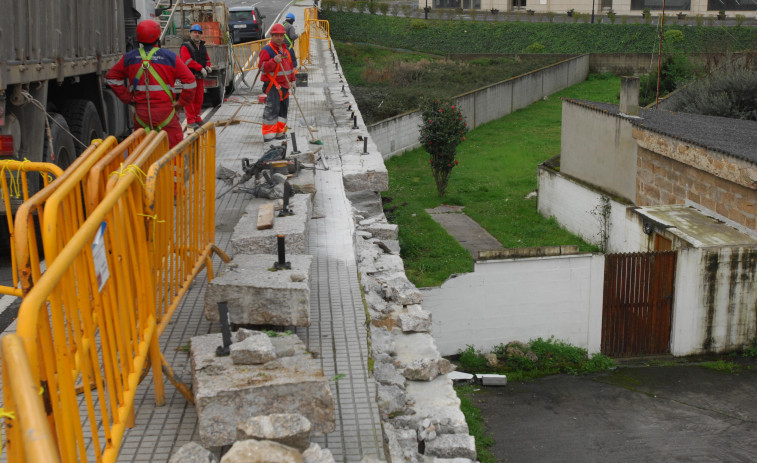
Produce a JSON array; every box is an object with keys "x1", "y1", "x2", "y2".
[
  {"x1": 369, "y1": 55, "x2": 590, "y2": 159},
  {"x1": 672, "y1": 246, "x2": 757, "y2": 355},
  {"x1": 537, "y1": 166, "x2": 646, "y2": 253},
  {"x1": 560, "y1": 101, "x2": 639, "y2": 203},
  {"x1": 420, "y1": 253, "x2": 605, "y2": 356},
  {"x1": 636, "y1": 146, "x2": 757, "y2": 232}
]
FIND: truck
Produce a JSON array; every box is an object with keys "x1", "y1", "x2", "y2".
[
  {"x1": 159, "y1": 1, "x2": 236, "y2": 107},
  {"x1": 0, "y1": 0, "x2": 157, "y2": 169}
]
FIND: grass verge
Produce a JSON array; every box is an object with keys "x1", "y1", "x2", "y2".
[
  {"x1": 455, "y1": 385, "x2": 496, "y2": 463},
  {"x1": 384, "y1": 73, "x2": 620, "y2": 288},
  {"x1": 335, "y1": 41, "x2": 564, "y2": 123}
]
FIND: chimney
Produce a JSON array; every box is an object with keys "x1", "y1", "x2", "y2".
[{"x1": 619, "y1": 77, "x2": 640, "y2": 116}]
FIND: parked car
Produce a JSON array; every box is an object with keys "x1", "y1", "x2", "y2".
[{"x1": 228, "y1": 5, "x2": 266, "y2": 42}]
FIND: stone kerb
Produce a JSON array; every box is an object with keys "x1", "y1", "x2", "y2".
[
  {"x1": 230, "y1": 194, "x2": 313, "y2": 257},
  {"x1": 204, "y1": 253, "x2": 312, "y2": 326},
  {"x1": 191, "y1": 332, "x2": 336, "y2": 448}
]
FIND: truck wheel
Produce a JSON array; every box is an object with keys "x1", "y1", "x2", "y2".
[
  {"x1": 61, "y1": 99, "x2": 104, "y2": 155},
  {"x1": 42, "y1": 113, "x2": 76, "y2": 170},
  {"x1": 225, "y1": 74, "x2": 236, "y2": 96}
]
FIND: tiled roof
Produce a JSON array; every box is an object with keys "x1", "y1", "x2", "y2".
[{"x1": 564, "y1": 99, "x2": 757, "y2": 164}]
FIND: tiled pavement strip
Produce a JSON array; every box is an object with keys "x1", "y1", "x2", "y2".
[{"x1": 0, "y1": 6, "x2": 384, "y2": 462}]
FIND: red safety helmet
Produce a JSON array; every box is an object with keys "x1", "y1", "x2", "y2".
[
  {"x1": 136, "y1": 20, "x2": 161, "y2": 44},
  {"x1": 270, "y1": 23, "x2": 286, "y2": 35}
]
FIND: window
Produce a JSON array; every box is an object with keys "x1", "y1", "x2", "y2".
[
  {"x1": 230, "y1": 11, "x2": 253, "y2": 20},
  {"x1": 512, "y1": 0, "x2": 527, "y2": 8},
  {"x1": 707, "y1": 0, "x2": 757, "y2": 9},
  {"x1": 631, "y1": 0, "x2": 691, "y2": 9}
]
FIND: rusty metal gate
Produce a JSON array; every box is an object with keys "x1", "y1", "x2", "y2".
[{"x1": 601, "y1": 251, "x2": 677, "y2": 357}]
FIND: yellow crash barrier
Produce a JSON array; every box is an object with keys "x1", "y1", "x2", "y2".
[
  {"x1": 306, "y1": 19, "x2": 330, "y2": 48},
  {"x1": 144, "y1": 123, "x2": 229, "y2": 337},
  {"x1": 0, "y1": 160, "x2": 62, "y2": 296},
  {"x1": 5, "y1": 164, "x2": 161, "y2": 463},
  {"x1": 85, "y1": 129, "x2": 151, "y2": 214},
  {"x1": 232, "y1": 38, "x2": 269, "y2": 73},
  {"x1": 14, "y1": 141, "x2": 111, "y2": 295}
]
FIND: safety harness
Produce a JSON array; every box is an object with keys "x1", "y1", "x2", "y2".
[
  {"x1": 264, "y1": 45, "x2": 291, "y2": 102},
  {"x1": 133, "y1": 46, "x2": 176, "y2": 131}
]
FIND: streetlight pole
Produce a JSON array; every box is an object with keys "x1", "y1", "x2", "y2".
[
  {"x1": 591, "y1": 0, "x2": 595, "y2": 23},
  {"x1": 425, "y1": 0, "x2": 430, "y2": 19}
]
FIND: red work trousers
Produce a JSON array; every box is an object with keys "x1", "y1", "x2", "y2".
[
  {"x1": 185, "y1": 79, "x2": 205, "y2": 125},
  {"x1": 134, "y1": 103, "x2": 184, "y2": 148}
]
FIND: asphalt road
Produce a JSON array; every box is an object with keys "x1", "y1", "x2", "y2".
[{"x1": 471, "y1": 362, "x2": 757, "y2": 462}]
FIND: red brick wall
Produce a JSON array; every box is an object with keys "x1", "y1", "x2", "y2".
[{"x1": 637, "y1": 147, "x2": 757, "y2": 231}]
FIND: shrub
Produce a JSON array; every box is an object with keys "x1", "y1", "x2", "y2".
[
  {"x1": 667, "y1": 69, "x2": 757, "y2": 120},
  {"x1": 459, "y1": 345, "x2": 488, "y2": 370},
  {"x1": 378, "y1": 2, "x2": 390, "y2": 15},
  {"x1": 744, "y1": 337, "x2": 757, "y2": 358},
  {"x1": 410, "y1": 18, "x2": 429, "y2": 29},
  {"x1": 735, "y1": 14, "x2": 746, "y2": 26},
  {"x1": 525, "y1": 42, "x2": 546, "y2": 53},
  {"x1": 639, "y1": 55, "x2": 699, "y2": 106},
  {"x1": 355, "y1": 1, "x2": 368, "y2": 13},
  {"x1": 547, "y1": 11, "x2": 556, "y2": 22},
  {"x1": 608, "y1": 12, "x2": 616, "y2": 23},
  {"x1": 419, "y1": 98, "x2": 468, "y2": 197},
  {"x1": 367, "y1": 1, "x2": 378, "y2": 14},
  {"x1": 695, "y1": 14, "x2": 704, "y2": 25},
  {"x1": 400, "y1": 4, "x2": 413, "y2": 17},
  {"x1": 573, "y1": 11, "x2": 582, "y2": 22}
]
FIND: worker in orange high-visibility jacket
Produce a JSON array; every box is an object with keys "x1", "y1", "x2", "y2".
[
  {"x1": 258, "y1": 23, "x2": 296, "y2": 142},
  {"x1": 106, "y1": 20, "x2": 196, "y2": 148},
  {"x1": 180, "y1": 24, "x2": 212, "y2": 130}
]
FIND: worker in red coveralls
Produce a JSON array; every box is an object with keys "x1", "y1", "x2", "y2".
[
  {"x1": 258, "y1": 23, "x2": 296, "y2": 142},
  {"x1": 180, "y1": 24, "x2": 212, "y2": 131},
  {"x1": 106, "y1": 20, "x2": 196, "y2": 148}
]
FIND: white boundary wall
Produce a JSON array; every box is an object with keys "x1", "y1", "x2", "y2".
[
  {"x1": 369, "y1": 55, "x2": 591, "y2": 159},
  {"x1": 420, "y1": 254, "x2": 605, "y2": 356},
  {"x1": 537, "y1": 166, "x2": 647, "y2": 253}
]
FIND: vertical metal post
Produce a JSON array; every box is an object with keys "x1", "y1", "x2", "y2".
[
  {"x1": 273, "y1": 234, "x2": 292, "y2": 269},
  {"x1": 291, "y1": 131, "x2": 300, "y2": 154},
  {"x1": 363, "y1": 137, "x2": 368, "y2": 155},
  {"x1": 352, "y1": 114, "x2": 358, "y2": 129},
  {"x1": 216, "y1": 302, "x2": 232, "y2": 356}
]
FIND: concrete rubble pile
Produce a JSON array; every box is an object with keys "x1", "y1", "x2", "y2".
[
  {"x1": 189, "y1": 329, "x2": 336, "y2": 450},
  {"x1": 348, "y1": 191, "x2": 479, "y2": 463}
]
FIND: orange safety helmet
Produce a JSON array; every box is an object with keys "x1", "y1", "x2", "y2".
[
  {"x1": 136, "y1": 20, "x2": 161, "y2": 44},
  {"x1": 270, "y1": 23, "x2": 286, "y2": 35}
]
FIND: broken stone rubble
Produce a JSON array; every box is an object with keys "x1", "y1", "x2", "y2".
[
  {"x1": 236, "y1": 414, "x2": 312, "y2": 452},
  {"x1": 191, "y1": 332, "x2": 335, "y2": 448}
]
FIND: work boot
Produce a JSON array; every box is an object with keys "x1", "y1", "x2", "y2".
[{"x1": 274, "y1": 133, "x2": 287, "y2": 140}]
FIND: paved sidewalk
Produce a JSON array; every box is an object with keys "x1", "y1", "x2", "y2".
[{"x1": 0, "y1": 5, "x2": 384, "y2": 462}]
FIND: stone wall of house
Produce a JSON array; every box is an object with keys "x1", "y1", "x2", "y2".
[{"x1": 636, "y1": 146, "x2": 757, "y2": 233}]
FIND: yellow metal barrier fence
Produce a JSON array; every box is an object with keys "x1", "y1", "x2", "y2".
[
  {"x1": 85, "y1": 129, "x2": 151, "y2": 214},
  {"x1": 0, "y1": 160, "x2": 63, "y2": 297},
  {"x1": 4, "y1": 163, "x2": 161, "y2": 462},
  {"x1": 231, "y1": 38, "x2": 269, "y2": 73},
  {"x1": 1, "y1": 334, "x2": 60, "y2": 463},
  {"x1": 306, "y1": 19, "x2": 330, "y2": 48},
  {"x1": 144, "y1": 123, "x2": 229, "y2": 338},
  {"x1": 14, "y1": 141, "x2": 112, "y2": 295}
]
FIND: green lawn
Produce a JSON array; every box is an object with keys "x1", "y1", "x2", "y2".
[{"x1": 383, "y1": 74, "x2": 621, "y2": 288}]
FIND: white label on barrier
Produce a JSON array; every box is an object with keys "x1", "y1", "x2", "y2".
[{"x1": 92, "y1": 222, "x2": 110, "y2": 292}]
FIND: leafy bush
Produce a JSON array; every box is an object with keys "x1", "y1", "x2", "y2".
[
  {"x1": 668, "y1": 69, "x2": 757, "y2": 120},
  {"x1": 378, "y1": 2, "x2": 390, "y2": 15},
  {"x1": 639, "y1": 54, "x2": 699, "y2": 106},
  {"x1": 459, "y1": 345, "x2": 488, "y2": 370},
  {"x1": 410, "y1": 19, "x2": 429, "y2": 29},
  {"x1": 480, "y1": 337, "x2": 616, "y2": 380},
  {"x1": 525, "y1": 42, "x2": 546, "y2": 53},
  {"x1": 419, "y1": 99, "x2": 468, "y2": 197}
]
